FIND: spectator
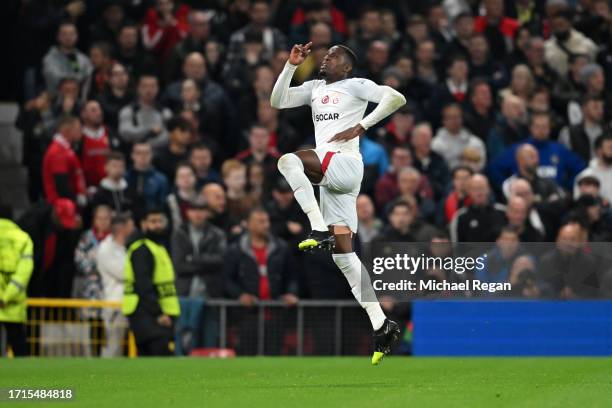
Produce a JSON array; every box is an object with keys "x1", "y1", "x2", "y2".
[
  {"x1": 499, "y1": 64, "x2": 535, "y2": 103},
  {"x1": 544, "y1": 8, "x2": 598, "y2": 77},
  {"x1": 463, "y1": 79, "x2": 496, "y2": 143},
  {"x1": 264, "y1": 179, "x2": 308, "y2": 248},
  {"x1": 90, "y1": 2, "x2": 125, "y2": 46},
  {"x1": 141, "y1": 0, "x2": 190, "y2": 62},
  {"x1": 19, "y1": 199, "x2": 82, "y2": 298},
  {"x1": 96, "y1": 212, "x2": 135, "y2": 357},
  {"x1": 574, "y1": 135, "x2": 612, "y2": 204},
  {"x1": 126, "y1": 142, "x2": 169, "y2": 217},
  {"x1": 487, "y1": 94, "x2": 528, "y2": 160},
  {"x1": 376, "y1": 104, "x2": 416, "y2": 153},
  {"x1": 123, "y1": 208, "x2": 180, "y2": 356},
  {"x1": 235, "y1": 125, "x2": 281, "y2": 183},
  {"x1": 443, "y1": 165, "x2": 474, "y2": 225},
  {"x1": 523, "y1": 37, "x2": 559, "y2": 89},
  {"x1": 163, "y1": 52, "x2": 235, "y2": 148},
  {"x1": 166, "y1": 162, "x2": 198, "y2": 231},
  {"x1": 223, "y1": 207, "x2": 297, "y2": 355},
  {"x1": 154, "y1": 116, "x2": 192, "y2": 182},
  {"x1": 373, "y1": 199, "x2": 437, "y2": 243},
  {"x1": 201, "y1": 182, "x2": 241, "y2": 237},
  {"x1": 42, "y1": 21, "x2": 92, "y2": 96},
  {"x1": 119, "y1": 74, "x2": 171, "y2": 149},
  {"x1": 91, "y1": 152, "x2": 135, "y2": 214},
  {"x1": 190, "y1": 143, "x2": 221, "y2": 189},
  {"x1": 374, "y1": 146, "x2": 433, "y2": 211},
  {"x1": 559, "y1": 96, "x2": 608, "y2": 163},
  {"x1": 42, "y1": 115, "x2": 87, "y2": 207},
  {"x1": 222, "y1": 159, "x2": 258, "y2": 221},
  {"x1": 88, "y1": 43, "x2": 114, "y2": 100},
  {"x1": 574, "y1": 175, "x2": 605, "y2": 202},
  {"x1": 80, "y1": 100, "x2": 114, "y2": 188},
  {"x1": 49, "y1": 78, "x2": 84, "y2": 127},
  {"x1": 505, "y1": 196, "x2": 545, "y2": 242},
  {"x1": 507, "y1": 178, "x2": 557, "y2": 242},
  {"x1": 446, "y1": 11, "x2": 474, "y2": 58},
  {"x1": 474, "y1": 227, "x2": 524, "y2": 288},
  {"x1": 392, "y1": 167, "x2": 436, "y2": 222},
  {"x1": 16, "y1": 91, "x2": 55, "y2": 202},
  {"x1": 356, "y1": 194, "x2": 383, "y2": 245},
  {"x1": 428, "y1": 55, "x2": 470, "y2": 125},
  {"x1": 226, "y1": 0, "x2": 287, "y2": 66},
  {"x1": 97, "y1": 62, "x2": 133, "y2": 133},
  {"x1": 357, "y1": 40, "x2": 391, "y2": 84},
  {"x1": 432, "y1": 104, "x2": 486, "y2": 169},
  {"x1": 347, "y1": 8, "x2": 383, "y2": 61},
  {"x1": 501, "y1": 143, "x2": 565, "y2": 203},
  {"x1": 256, "y1": 99, "x2": 301, "y2": 154},
  {"x1": 473, "y1": 0, "x2": 519, "y2": 61},
  {"x1": 467, "y1": 34, "x2": 506, "y2": 89},
  {"x1": 165, "y1": 10, "x2": 212, "y2": 82},
  {"x1": 414, "y1": 39, "x2": 438, "y2": 86},
  {"x1": 450, "y1": 174, "x2": 506, "y2": 242},
  {"x1": 411, "y1": 123, "x2": 450, "y2": 201},
  {"x1": 539, "y1": 223, "x2": 600, "y2": 298},
  {"x1": 171, "y1": 199, "x2": 226, "y2": 298},
  {"x1": 566, "y1": 194, "x2": 612, "y2": 242},
  {"x1": 73, "y1": 204, "x2": 112, "y2": 355},
  {"x1": 113, "y1": 23, "x2": 157, "y2": 79}
]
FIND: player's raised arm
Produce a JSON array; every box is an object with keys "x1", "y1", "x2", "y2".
[
  {"x1": 330, "y1": 80, "x2": 406, "y2": 142},
  {"x1": 270, "y1": 42, "x2": 314, "y2": 109}
]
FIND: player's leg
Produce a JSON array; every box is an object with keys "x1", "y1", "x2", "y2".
[
  {"x1": 277, "y1": 150, "x2": 334, "y2": 249},
  {"x1": 331, "y1": 228, "x2": 400, "y2": 365}
]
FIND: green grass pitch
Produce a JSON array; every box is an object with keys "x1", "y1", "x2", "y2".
[{"x1": 2, "y1": 357, "x2": 612, "y2": 407}]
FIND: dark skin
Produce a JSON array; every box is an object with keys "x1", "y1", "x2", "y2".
[{"x1": 288, "y1": 43, "x2": 364, "y2": 254}]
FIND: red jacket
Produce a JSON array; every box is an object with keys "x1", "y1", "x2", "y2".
[
  {"x1": 474, "y1": 16, "x2": 519, "y2": 38},
  {"x1": 81, "y1": 126, "x2": 111, "y2": 187},
  {"x1": 42, "y1": 134, "x2": 86, "y2": 204},
  {"x1": 141, "y1": 5, "x2": 190, "y2": 60}
]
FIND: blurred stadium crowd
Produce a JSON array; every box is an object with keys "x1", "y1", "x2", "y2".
[{"x1": 4, "y1": 0, "x2": 612, "y2": 316}]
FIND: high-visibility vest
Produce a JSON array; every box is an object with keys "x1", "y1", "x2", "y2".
[
  {"x1": 122, "y1": 239, "x2": 180, "y2": 317},
  {"x1": 0, "y1": 219, "x2": 34, "y2": 323}
]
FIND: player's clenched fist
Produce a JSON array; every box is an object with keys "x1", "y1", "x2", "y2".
[{"x1": 288, "y1": 42, "x2": 312, "y2": 66}]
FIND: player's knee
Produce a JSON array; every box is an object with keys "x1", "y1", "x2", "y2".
[{"x1": 277, "y1": 153, "x2": 302, "y2": 174}]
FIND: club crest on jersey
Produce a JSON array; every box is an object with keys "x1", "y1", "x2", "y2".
[{"x1": 322, "y1": 95, "x2": 330, "y2": 104}]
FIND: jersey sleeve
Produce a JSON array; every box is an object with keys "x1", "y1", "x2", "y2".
[
  {"x1": 346, "y1": 78, "x2": 387, "y2": 103},
  {"x1": 270, "y1": 62, "x2": 315, "y2": 109}
]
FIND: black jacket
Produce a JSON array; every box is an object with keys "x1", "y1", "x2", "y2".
[
  {"x1": 171, "y1": 222, "x2": 227, "y2": 297},
  {"x1": 450, "y1": 203, "x2": 507, "y2": 243},
  {"x1": 223, "y1": 233, "x2": 296, "y2": 299}
]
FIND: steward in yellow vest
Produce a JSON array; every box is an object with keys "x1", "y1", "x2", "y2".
[
  {"x1": 122, "y1": 209, "x2": 179, "y2": 356},
  {"x1": 0, "y1": 206, "x2": 34, "y2": 356}
]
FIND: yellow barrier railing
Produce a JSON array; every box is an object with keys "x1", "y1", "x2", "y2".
[{"x1": 21, "y1": 298, "x2": 137, "y2": 358}]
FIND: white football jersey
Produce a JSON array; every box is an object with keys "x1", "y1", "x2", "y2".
[{"x1": 284, "y1": 77, "x2": 387, "y2": 155}]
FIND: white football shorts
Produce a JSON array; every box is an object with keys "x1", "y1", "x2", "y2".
[{"x1": 312, "y1": 149, "x2": 363, "y2": 233}]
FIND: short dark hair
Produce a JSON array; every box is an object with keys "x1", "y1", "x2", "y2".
[
  {"x1": 57, "y1": 115, "x2": 80, "y2": 130},
  {"x1": 106, "y1": 151, "x2": 125, "y2": 163},
  {"x1": 144, "y1": 207, "x2": 165, "y2": 218},
  {"x1": 336, "y1": 44, "x2": 357, "y2": 68},
  {"x1": 190, "y1": 142, "x2": 211, "y2": 153},
  {"x1": 167, "y1": 116, "x2": 191, "y2": 133},
  {"x1": 595, "y1": 134, "x2": 612, "y2": 150},
  {"x1": 452, "y1": 165, "x2": 475, "y2": 178},
  {"x1": 247, "y1": 206, "x2": 268, "y2": 219}
]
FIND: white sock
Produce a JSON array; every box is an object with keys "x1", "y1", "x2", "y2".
[
  {"x1": 277, "y1": 153, "x2": 328, "y2": 232},
  {"x1": 332, "y1": 252, "x2": 386, "y2": 330}
]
